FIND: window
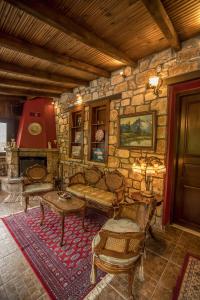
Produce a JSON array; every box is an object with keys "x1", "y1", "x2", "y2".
[{"x1": 0, "y1": 122, "x2": 7, "y2": 152}]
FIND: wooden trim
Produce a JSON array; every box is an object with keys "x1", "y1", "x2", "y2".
[
  {"x1": 141, "y1": 0, "x2": 180, "y2": 50},
  {"x1": 117, "y1": 111, "x2": 156, "y2": 151},
  {"x1": 0, "y1": 31, "x2": 109, "y2": 78},
  {"x1": 6, "y1": 0, "x2": 135, "y2": 65},
  {"x1": 165, "y1": 71, "x2": 200, "y2": 86},
  {"x1": 0, "y1": 61, "x2": 88, "y2": 86},
  {"x1": 164, "y1": 79, "x2": 200, "y2": 225}
]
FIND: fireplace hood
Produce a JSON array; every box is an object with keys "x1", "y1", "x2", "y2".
[{"x1": 17, "y1": 97, "x2": 57, "y2": 149}]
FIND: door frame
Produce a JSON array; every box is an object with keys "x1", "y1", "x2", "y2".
[{"x1": 163, "y1": 78, "x2": 200, "y2": 225}]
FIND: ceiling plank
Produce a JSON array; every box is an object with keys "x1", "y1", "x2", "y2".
[
  {"x1": 0, "y1": 31, "x2": 110, "y2": 78},
  {"x1": 0, "y1": 77, "x2": 68, "y2": 93},
  {"x1": 5, "y1": 0, "x2": 135, "y2": 65},
  {"x1": 0, "y1": 61, "x2": 88, "y2": 86},
  {"x1": 0, "y1": 86, "x2": 61, "y2": 97},
  {"x1": 141, "y1": 0, "x2": 180, "y2": 50}
]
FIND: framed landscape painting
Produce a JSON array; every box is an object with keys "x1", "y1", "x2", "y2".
[{"x1": 118, "y1": 111, "x2": 156, "y2": 150}]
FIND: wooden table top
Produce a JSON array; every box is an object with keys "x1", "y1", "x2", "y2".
[{"x1": 42, "y1": 191, "x2": 86, "y2": 212}]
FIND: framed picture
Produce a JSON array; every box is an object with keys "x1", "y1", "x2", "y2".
[
  {"x1": 118, "y1": 111, "x2": 156, "y2": 150},
  {"x1": 71, "y1": 145, "x2": 81, "y2": 158},
  {"x1": 92, "y1": 148, "x2": 104, "y2": 162},
  {"x1": 75, "y1": 131, "x2": 82, "y2": 143}
]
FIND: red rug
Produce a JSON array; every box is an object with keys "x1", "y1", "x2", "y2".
[
  {"x1": 173, "y1": 253, "x2": 200, "y2": 300},
  {"x1": 2, "y1": 207, "x2": 107, "y2": 300}
]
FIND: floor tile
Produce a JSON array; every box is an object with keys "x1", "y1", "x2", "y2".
[
  {"x1": 159, "y1": 262, "x2": 180, "y2": 290},
  {"x1": 152, "y1": 226, "x2": 182, "y2": 243},
  {"x1": 152, "y1": 284, "x2": 172, "y2": 300},
  {"x1": 0, "y1": 285, "x2": 8, "y2": 300},
  {"x1": 146, "y1": 236, "x2": 176, "y2": 259},
  {"x1": 143, "y1": 250, "x2": 168, "y2": 281},
  {"x1": 133, "y1": 274, "x2": 157, "y2": 300},
  {"x1": 177, "y1": 231, "x2": 200, "y2": 251}
]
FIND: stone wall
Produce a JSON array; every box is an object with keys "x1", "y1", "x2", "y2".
[{"x1": 55, "y1": 35, "x2": 200, "y2": 226}]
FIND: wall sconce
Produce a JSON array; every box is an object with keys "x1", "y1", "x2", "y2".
[
  {"x1": 76, "y1": 94, "x2": 83, "y2": 105},
  {"x1": 148, "y1": 75, "x2": 162, "y2": 96},
  {"x1": 120, "y1": 70, "x2": 126, "y2": 78}
]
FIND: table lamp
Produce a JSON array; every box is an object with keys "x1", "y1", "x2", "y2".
[{"x1": 132, "y1": 156, "x2": 166, "y2": 198}]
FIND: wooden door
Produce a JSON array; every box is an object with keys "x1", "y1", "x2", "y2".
[{"x1": 174, "y1": 91, "x2": 200, "y2": 231}]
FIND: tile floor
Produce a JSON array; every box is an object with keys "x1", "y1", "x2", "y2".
[{"x1": 0, "y1": 191, "x2": 200, "y2": 300}]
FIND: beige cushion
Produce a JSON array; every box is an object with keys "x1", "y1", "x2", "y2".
[
  {"x1": 23, "y1": 183, "x2": 53, "y2": 195},
  {"x1": 92, "y1": 234, "x2": 139, "y2": 266},
  {"x1": 103, "y1": 218, "x2": 140, "y2": 233},
  {"x1": 67, "y1": 184, "x2": 114, "y2": 207}
]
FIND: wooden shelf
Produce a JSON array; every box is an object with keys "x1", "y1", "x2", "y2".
[
  {"x1": 69, "y1": 107, "x2": 84, "y2": 159},
  {"x1": 88, "y1": 99, "x2": 109, "y2": 163}
]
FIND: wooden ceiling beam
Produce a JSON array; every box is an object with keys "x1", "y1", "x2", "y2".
[
  {"x1": 5, "y1": 0, "x2": 135, "y2": 66},
  {"x1": 141, "y1": 0, "x2": 180, "y2": 50},
  {"x1": 0, "y1": 77, "x2": 68, "y2": 93},
  {"x1": 0, "y1": 86, "x2": 61, "y2": 97},
  {"x1": 0, "y1": 61, "x2": 88, "y2": 86},
  {"x1": 0, "y1": 95, "x2": 25, "y2": 101},
  {"x1": 0, "y1": 31, "x2": 110, "y2": 78}
]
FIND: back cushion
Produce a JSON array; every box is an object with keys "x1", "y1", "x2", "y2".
[
  {"x1": 105, "y1": 170, "x2": 124, "y2": 192},
  {"x1": 84, "y1": 167, "x2": 102, "y2": 186}
]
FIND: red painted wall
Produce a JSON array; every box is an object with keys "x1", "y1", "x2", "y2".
[{"x1": 16, "y1": 97, "x2": 57, "y2": 148}]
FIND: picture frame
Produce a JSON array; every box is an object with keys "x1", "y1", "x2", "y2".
[
  {"x1": 74, "y1": 131, "x2": 82, "y2": 143},
  {"x1": 118, "y1": 111, "x2": 156, "y2": 150},
  {"x1": 92, "y1": 147, "x2": 104, "y2": 162},
  {"x1": 71, "y1": 145, "x2": 81, "y2": 158}
]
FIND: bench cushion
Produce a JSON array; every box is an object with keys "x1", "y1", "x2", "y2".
[
  {"x1": 67, "y1": 184, "x2": 114, "y2": 207},
  {"x1": 23, "y1": 183, "x2": 53, "y2": 194}
]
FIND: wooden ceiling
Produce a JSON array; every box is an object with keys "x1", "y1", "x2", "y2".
[{"x1": 0, "y1": 0, "x2": 199, "y2": 100}]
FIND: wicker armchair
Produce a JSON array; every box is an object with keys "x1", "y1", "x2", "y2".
[
  {"x1": 91, "y1": 198, "x2": 157, "y2": 299},
  {"x1": 23, "y1": 164, "x2": 54, "y2": 212}
]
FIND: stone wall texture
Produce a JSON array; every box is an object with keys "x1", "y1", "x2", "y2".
[{"x1": 55, "y1": 35, "x2": 200, "y2": 226}]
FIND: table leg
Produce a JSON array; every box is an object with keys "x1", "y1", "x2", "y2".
[
  {"x1": 82, "y1": 207, "x2": 86, "y2": 230},
  {"x1": 40, "y1": 201, "x2": 45, "y2": 226},
  {"x1": 60, "y1": 213, "x2": 65, "y2": 246},
  {"x1": 24, "y1": 196, "x2": 29, "y2": 213}
]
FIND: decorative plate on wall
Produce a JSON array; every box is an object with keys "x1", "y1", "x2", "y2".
[
  {"x1": 28, "y1": 122, "x2": 42, "y2": 135},
  {"x1": 95, "y1": 129, "x2": 104, "y2": 142}
]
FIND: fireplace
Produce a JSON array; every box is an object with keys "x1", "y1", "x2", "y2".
[{"x1": 19, "y1": 156, "x2": 47, "y2": 176}]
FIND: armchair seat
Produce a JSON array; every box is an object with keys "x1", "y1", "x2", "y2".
[
  {"x1": 23, "y1": 183, "x2": 53, "y2": 195},
  {"x1": 67, "y1": 184, "x2": 114, "y2": 207}
]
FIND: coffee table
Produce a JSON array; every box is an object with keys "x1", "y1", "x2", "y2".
[{"x1": 40, "y1": 191, "x2": 86, "y2": 246}]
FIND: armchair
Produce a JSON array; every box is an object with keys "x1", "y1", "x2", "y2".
[
  {"x1": 23, "y1": 164, "x2": 54, "y2": 212},
  {"x1": 91, "y1": 198, "x2": 157, "y2": 299}
]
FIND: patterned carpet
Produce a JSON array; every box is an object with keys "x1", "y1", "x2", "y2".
[
  {"x1": 1, "y1": 207, "x2": 107, "y2": 300},
  {"x1": 173, "y1": 253, "x2": 200, "y2": 300}
]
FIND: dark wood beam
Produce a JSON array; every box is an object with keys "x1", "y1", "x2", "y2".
[
  {"x1": 141, "y1": 0, "x2": 180, "y2": 50},
  {"x1": 5, "y1": 0, "x2": 135, "y2": 65},
  {"x1": 0, "y1": 86, "x2": 61, "y2": 97},
  {"x1": 0, "y1": 95, "x2": 25, "y2": 101},
  {"x1": 0, "y1": 31, "x2": 110, "y2": 78},
  {"x1": 0, "y1": 77, "x2": 68, "y2": 93},
  {"x1": 0, "y1": 61, "x2": 88, "y2": 86}
]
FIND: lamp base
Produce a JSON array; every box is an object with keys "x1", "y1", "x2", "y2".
[{"x1": 141, "y1": 190, "x2": 154, "y2": 198}]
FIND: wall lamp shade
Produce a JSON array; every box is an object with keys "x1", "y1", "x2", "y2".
[{"x1": 148, "y1": 75, "x2": 162, "y2": 96}]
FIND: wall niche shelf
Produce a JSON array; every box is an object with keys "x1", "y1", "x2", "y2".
[
  {"x1": 88, "y1": 99, "x2": 109, "y2": 163},
  {"x1": 69, "y1": 106, "x2": 84, "y2": 159}
]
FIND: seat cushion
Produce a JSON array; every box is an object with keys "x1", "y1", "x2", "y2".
[
  {"x1": 103, "y1": 218, "x2": 140, "y2": 233},
  {"x1": 23, "y1": 183, "x2": 53, "y2": 194},
  {"x1": 67, "y1": 184, "x2": 114, "y2": 207}
]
